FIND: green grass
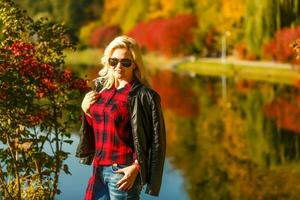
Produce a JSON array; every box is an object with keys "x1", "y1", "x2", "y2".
[
  {"x1": 178, "y1": 61, "x2": 300, "y2": 85},
  {"x1": 65, "y1": 48, "x2": 102, "y2": 66}
]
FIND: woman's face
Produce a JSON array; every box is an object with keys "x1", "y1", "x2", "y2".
[{"x1": 109, "y1": 48, "x2": 135, "y2": 82}]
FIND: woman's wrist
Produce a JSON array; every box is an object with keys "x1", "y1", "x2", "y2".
[{"x1": 132, "y1": 160, "x2": 140, "y2": 172}]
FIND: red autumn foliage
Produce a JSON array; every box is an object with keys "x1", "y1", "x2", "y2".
[
  {"x1": 234, "y1": 43, "x2": 258, "y2": 60},
  {"x1": 26, "y1": 111, "x2": 46, "y2": 125},
  {"x1": 150, "y1": 70, "x2": 199, "y2": 117},
  {"x1": 2, "y1": 41, "x2": 54, "y2": 79},
  {"x1": 90, "y1": 25, "x2": 122, "y2": 48},
  {"x1": 36, "y1": 90, "x2": 45, "y2": 99},
  {"x1": 235, "y1": 80, "x2": 255, "y2": 94},
  {"x1": 2, "y1": 41, "x2": 37, "y2": 75},
  {"x1": 294, "y1": 76, "x2": 300, "y2": 89},
  {"x1": 263, "y1": 25, "x2": 300, "y2": 65},
  {"x1": 2, "y1": 40, "x2": 89, "y2": 95},
  {"x1": 264, "y1": 96, "x2": 300, "y2": 134},
  {"x1": 292, "y1": 39, "x2": 300, "y2": 58},
  {"x1": 234, "y1": 43, "x2": 248, "y2": 59},
  {"x1": 202, "y1": 28, "x2": 222, "y2": 57},
  {"x1": 60, "y1": 69, "x2": 73, "y2": 83},
  {"x1": 69, "y1": 79, "x2": 90, "y2": 92},
  {"x1": 128, "y1": 14, "x2": 198, "y2": 57}
]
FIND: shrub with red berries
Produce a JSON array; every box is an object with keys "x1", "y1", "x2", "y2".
[{"x1": 0, "y1": 1, "x2": 89, "y2": 199}]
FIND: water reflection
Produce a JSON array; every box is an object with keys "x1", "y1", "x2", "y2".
[
  {"x1": 150, "y1": 70, "x2": 300, "y2": 200},
  {"x1": 58, "y1": 135, "x2": 188, "y2": 200}
]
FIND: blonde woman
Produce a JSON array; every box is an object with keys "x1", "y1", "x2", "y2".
[{"x1": 76, "y1": 36, "x2": 166, "y2": 200}]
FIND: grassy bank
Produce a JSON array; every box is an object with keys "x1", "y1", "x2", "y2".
[
  {"x1": 177, "y1": 60, "x2": 300, "y2": 85},
  {"x1": 65, "y1": 49, "x2": 300, "y2": 85}
]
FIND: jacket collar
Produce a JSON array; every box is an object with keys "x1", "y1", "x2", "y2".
[
  {"x1": 95, "y1": 76, "x2": 144, "y2": 95},
  {"x1": 129, "y1": 76, "x2": 143, "y2": 96}
]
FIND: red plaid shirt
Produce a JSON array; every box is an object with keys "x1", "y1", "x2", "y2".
[{"x1": 85, "y1": 83, "x2": 135, "y2": 166}]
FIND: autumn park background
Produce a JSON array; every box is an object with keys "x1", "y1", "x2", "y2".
[{"x1": 1, "y1": 0, "x2": 300, "y2": 199}]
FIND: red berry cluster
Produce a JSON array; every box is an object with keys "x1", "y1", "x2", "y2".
[
  {"x1": 27, "y1": 111, "x2": 45, "y2": 125},
  {"x1": 69, "y1": 78, "x2": 90, "y2": 92},
  {"x1": 59, "y1": 69, "x2": 73, "y2": 83}
]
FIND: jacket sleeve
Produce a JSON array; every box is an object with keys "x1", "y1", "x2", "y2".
[
  {"x1": 75, "y1": 113, "x2": 95, "y2": 165},
  {"x1": 145, "y1": 93, "x2": 166, "y2": 196}
]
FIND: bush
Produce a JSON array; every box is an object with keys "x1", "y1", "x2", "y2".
[
  {"x1": 0, "y1": 1, "x2": 89, "y2": 199},
  {"x1": 263, "y1": 25, "x2": 300, "y2": 65},
  {"x1": 90, "y1": 25, "x2": 122, "y2": 48},
  {"x1": 292, "y1": 39, "x2": 300, "y2": 59},
  {"x1": 79, "y1": 21, "x2": 100, "y2": 48},
  {"x1": 128, "y1": 14, "x2": 198, "y2": 57},
  {"x1": 234, "y1": 43, "x2": 258, "y2": 60}
]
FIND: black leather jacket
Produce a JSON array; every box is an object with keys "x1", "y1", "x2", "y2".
[{"x1": 76, "y1": 78, "x2": 166, "y2": 196}]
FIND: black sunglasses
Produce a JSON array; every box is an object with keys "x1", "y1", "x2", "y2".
[{"x1": 108, "y1": 58, "x2": 133, "y2": 68}]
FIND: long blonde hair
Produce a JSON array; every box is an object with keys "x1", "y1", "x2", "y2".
[{"x1": 95, "y1": 36, "x2": 145, "y2": 90}]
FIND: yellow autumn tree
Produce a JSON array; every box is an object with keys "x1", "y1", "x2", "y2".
[
  {"x1": 147, "y1": 0, "x2": 195, "y2": 19},
  {"x1": 220, "y1": 0, "x2": 244, "y2": 32},
  {"x1": 101, "y1": 0, "x2": 195, "y2": 32},
  {"x1": 193, "y1": 0, "x2": 245, "y2": 55},
  {"x1": 219, "y1": 0, "x2": 245, "y2": 52},
  {"x1": 147, "y1": 0, "x2": 174, "y2": 19},
  {"x1": 195, "y1": 0, "x2": 244, "y2": 32},
  {"x1": 101, "y1": 0, "x2": 148, "y2": 32}
]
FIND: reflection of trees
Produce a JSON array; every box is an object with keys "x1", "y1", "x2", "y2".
[
  {"x1": 154, "y1": 72, "x2": 300, "y2": 200},
  {"x1": 150, "y1": 70, "x2": 199, "y2": 117},
  {"x1": 263, "y1": 86, "x2": 300, "y2": 163},
  {"x1": 264, "y1": 94, "x2": 300, "y2": 134}
]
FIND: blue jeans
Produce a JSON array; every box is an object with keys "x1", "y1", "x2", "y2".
[{"x1": 88, "y1": 164, "x2": 142, "y2": 200}]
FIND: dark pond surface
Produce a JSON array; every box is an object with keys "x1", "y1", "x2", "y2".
[{"x1": 59, "y1": 69, "x2": 300, "y2": 200}]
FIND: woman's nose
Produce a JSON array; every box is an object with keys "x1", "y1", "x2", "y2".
[{"x1": 115, "y1": 62, "x2": 122, "y2": 69}]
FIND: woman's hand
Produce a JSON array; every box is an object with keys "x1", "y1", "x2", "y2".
[
  {"x1": 115, "y1": 164, "x2": 139, "y2": 191},
  {"x1": 81, "y1": 90, "x2": 98, "y2": 117}
]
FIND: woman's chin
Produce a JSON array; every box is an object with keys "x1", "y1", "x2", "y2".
[{"x1": 114, "y1": 73, "x2": 125, "y2": 80}]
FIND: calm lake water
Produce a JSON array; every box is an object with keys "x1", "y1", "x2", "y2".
[
  {"x1": 57, "y1": 68, "x2": 300, "y2": 200},
  {"x1": 6, "y1": 68, "x2": 300, "y2": 200},
  {"x1": 57, "y1": 135, "x2": 188, "y2": 200},
  {"x1": 148, "y1": 70, "x2": 300, "y2": 200}
]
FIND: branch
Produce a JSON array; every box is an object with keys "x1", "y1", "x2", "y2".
[
  {"x1": 0, "y1": 166, "x2": 14, "y2": 200},
  {"x1": 6, "y1": 135, "x2": 21, "y2": 199}
]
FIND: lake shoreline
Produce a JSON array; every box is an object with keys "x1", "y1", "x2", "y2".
[{"x1": 65, "y1": 49, "x2": 300, "y2": 86}]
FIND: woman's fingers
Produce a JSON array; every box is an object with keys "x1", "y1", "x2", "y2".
[
  {"x1": 86, "y1": 94, "x2": 96, "y2": 100},
  {"x1": 81, "y1": 91, "x2": 99, "y2": 113},
  {"x1": 115, "y1": 168, "x2": 124, "y2": 173},
  {"x1": 116, "y1": 175, "x2": 135, "y2": 191},
  {"x1": 85, "y1": 91, "x2": 95, "y2": 97},
  {"x1": 127, "y1": 182, "x2": 134, "y2": 190},
  {"x1": 85, "y1": 92, "x2": 98, "y2": 102},
  {"x1": 118, "y1": 182, "x2": 128, "y2": 190},
  {"x1": 118, "y1": 180, "x2": 132, "y2": 191},
  {"x1": 116, "y1": 175, "x2": 127, "y2": 186},
  {"x1": 115, "y1": 165, "x2": 138, "y2": 191}
]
